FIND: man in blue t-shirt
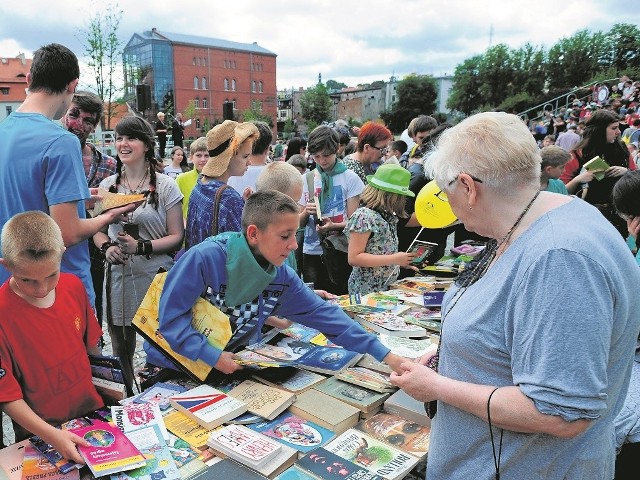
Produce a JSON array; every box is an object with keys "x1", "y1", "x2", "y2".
[{"x1": 0, "y1": 43, "x2": 134, "y2": 306}]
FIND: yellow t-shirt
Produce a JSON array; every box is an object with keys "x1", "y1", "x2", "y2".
[{"x1": 175, "y1": 169, "x2": 199, "y2": 219}]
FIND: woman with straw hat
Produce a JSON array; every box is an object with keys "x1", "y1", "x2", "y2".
[{"x1": 344, "y1": 163, "x2": 419, "y2": 295}]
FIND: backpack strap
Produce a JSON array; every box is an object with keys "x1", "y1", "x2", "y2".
[
  {"x1": 305, "y1": 170, "x2": 315, "y2": 200},
  {"x1": 211, "y1": 184, "x2": 230, "y2": 236}
]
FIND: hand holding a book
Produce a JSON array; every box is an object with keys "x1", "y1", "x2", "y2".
[
  {"x1": 215, "y1": 351, "x2": 244, "y2": 374},
  {"x1": 40, "y1": 426, "x2": 91, "y2": 465},
  {"x1": 393, "y1": 251, "x2": 420, "y2": 270}
]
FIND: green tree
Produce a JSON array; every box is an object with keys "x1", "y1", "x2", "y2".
[
  {"x1": 326, "y1": 79, "x2": 347, "y2": 91},
  {"x1": 242, "y1": 100, "x2": 274, "y2": 127},
  {"x1": 283, "y1": 118, "x2": 294, "y2": 139},
  {"x1": 381, "y1": 74, "x2": 437, "y2": 132},
  {"x1": 546, "y1": 30, "x2": 601, "y2": 91},
  {"x1": 183, "y1": 100, "x2": 197, "y2": 124},
  {"x1": 600, "y1": 23, "x2": 640, "y2": 72},
  {"x1": 77, "y1": 3, "x2": 124, "y2": 130},
  {"x1": 299, "y1": 84, "x2": 332, "y2": 125},
  {"x1": 477, "y1": 44, "x2": 513, "y2": 107},
  {"x1": 447, "y1": 56, "x2": 483, "y2": 115}
]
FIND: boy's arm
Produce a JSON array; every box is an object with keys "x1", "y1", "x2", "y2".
[{"x1": 2, "y1": 400, "x2": 89, "y2": 464}]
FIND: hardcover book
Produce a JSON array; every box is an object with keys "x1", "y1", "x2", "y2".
[
  {"x1": 89, "y1": 354, "x2": 126, "y2": 384},
  {"x1": 228, "y1": 380, "x2": 296, "y2": 420},
  {"x1": 131, "y1": 381, "x2": 188, "y2": 411},
  {"x1": 92, "y1": 376, "x2": 127, "y2": 402},
  {"x1": 206, "y1": 424, "x2": 282, "y2": 469},
  {"x1": 168, "y1": 383, "x2": 247, "y2": 429},
  {"x1": 69, "y1": 420, "x2": 147, "y2": 477},
  {"x1": 355, "y1": 312, "x2": 427, "y2": 338},
  {"x1": 296, "y1": 447, "x2": 385, "y2": 480},
  {"x1": 335, "y1": 367, "x2": 396, "y2": 394},
  {"x1": 324, "y1": 429, "x2": 419, "y2": 480},
  {"x1": 110, "y1": 424, "x2": 180, "y2": 480},
  {"x1": 20, "y1": 444, "x2": 79, "y2": 480},
  {"x1": 313, "y1": 377, "x2": 389, "y2": 414},
  {"x1": 252, "y1": 368, "x2": 327, "y2": 394},
  {"x1": 246, "y1": 412, "x2": 335, "y2": 455},
  {"x1": 355, "y1": 412, "x2": 430, "y2": 458},
  {"x1": 0, "y1": 440, "x2": 28, "y2": 480},
  {"x1": 383, "y1": 389, "x2": 432, "y2": 427},
  {"x1": 111, "y1": 402, "x2": 169, "y2": 441},
  {"x1": 287, "y1": 390, "x2": 360, "y2": 435},
  {"x1": 132, "y1": 271, "x2": 232, "y2": 382}
]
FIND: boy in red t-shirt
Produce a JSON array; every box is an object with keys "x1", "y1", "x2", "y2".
[{"x1": 0, "y1": 211, "x2": 103, "y2": 464}]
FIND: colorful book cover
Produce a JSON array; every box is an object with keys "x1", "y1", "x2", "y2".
[
  {"x1": 162, "y1": 410, "x2": 213, "y2": 449},
  {"x1": 0, "y1": 440, "x2": 28, "y2": 480},
  {"x1": 246, "y1": 412, "x2": 335, "y2": 454},
  {"x1": 279, "y1": 323, "x2": 321, "y2": 343},
  {"x1": 132, "y1": 381, "x2": 188, "y2": 411},
  {"x1": 20, "y1": 444, "x2": 80, "y2": 480},
  {"x1": 109, "y1": 424, "x2": 180, "y2": 480},
  {"x1": 166, "y1": 432, "x2": 201, "y2": 468},
  {"x1": 70, "y1": 420, "x2": 147, "y2": 477},
  {"x1": 336, "y1": 367, "x2": 396, "y2": 393},
  {"x1": 356, "y1": 312, "x2": 427, "y2": 337},
  {"x1": 275, "y1": 465, "x2": 317, "y2": 480},
  {"x1": 377, "y1": 334, "x2": 433, "y2": 359},
  {"x1": 324, "y1": 429, "x2": 419, "y2": 480},
  {"x1": 28, "y1": 435, "x2": 82, "y2": 475},
  {"x1": 206, "y1": 424, "x2": 282, "y2": 468},
  {"x1": 111, "y1": 402, "x2": 169, "y2": 441},
  {"x1": 296, "y1": 447, "x2": 385, "y2": 480},
  {"x1": 89, "y1": 354, "x2": 126, "y2": 384},
  {"x1": 168, "y1": 384, "x2": 247, "y2": 429},
  {"x1": 355, "y1": 412, "x2": 430, "y2": 457}
]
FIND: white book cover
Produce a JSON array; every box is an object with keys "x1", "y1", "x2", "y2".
[
  {"x1": 207, "y1": 424, "x2": 282, "y2": 468},
  {"x1": 112, "y1": 402, "x2": 169, "y2": 441},
  {"x1": 169, "y1": 384, "x2": 247, "y2": 429}
]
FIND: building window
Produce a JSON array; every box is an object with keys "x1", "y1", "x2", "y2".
[
  {"x1": 202, "y1": 77, "x2": 207, "y2": 90},
  {"x1": 232, "y1": 60, "x2": 236, "y2": 69},
  {"x1": 0, "y1": 88, "x2": 8, "y2": 95},
  {"x1": 5, "y1": 106, "x2": 12, "y2": 116},
  {"x1": 194, "y1": 98, "x2": 200, "y2": 108},
  {"x1": 232, "y1": 99, "x2": 237, "y2": 109},
  {"x1": 231, "y1": 79, "x2": 236, "y2": 91},
  {"x1": 259, "y1": 81, "x2": 263, "y2": 93},
  {"x1": 252, "y1": 81, "x2": 256, "y2": 93},
  {"x1": 224, "y1": 78, "x2": 229, "y2": 91},
  {"x1": 224, "y1": 60, "x2": 228, "y2": 68},
  {"x1": 202, "y1": 98, "x2": 207, "y2": 109},
  {"x1": 196, "y1": 118, "x2": 201, "y2": 129},
  {"x1": 192, "y1": 57, "x2": 196, "y2": 65},
  {"x1": 194, "y1": 76, "x2": 199, "y2": 89}
]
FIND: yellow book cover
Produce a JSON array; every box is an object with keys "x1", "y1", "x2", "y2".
[
  {"x1": 163, "y1": 410, "x2": 218, "y2": 449},
  {"x1": 132, "y1": 271, "x2": 232, "y2": 381},
  {"x1": 583, "y1": 155, "x2": 610, "y2": 181}
]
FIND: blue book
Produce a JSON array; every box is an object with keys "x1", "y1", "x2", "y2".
[
  {"x1": 296, "y1": 447, "x2": 385, "y2": 480},
  {"x1": 247, "y1": 411, "x2": 335, "y2": 454}
]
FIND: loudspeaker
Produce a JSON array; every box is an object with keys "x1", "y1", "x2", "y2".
[
  {"x1": 223, "y1": 101, "x2": 234, "y2": 120},
  {"x1": 136, "y1": 84, "x2": 151, "y2": 111}
]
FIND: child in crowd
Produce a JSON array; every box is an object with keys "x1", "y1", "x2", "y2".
[
  {"x1": 345, "y1": 164, "x2": 418, "y2": 295},
  {"x1": 287, "y1": 154, "x2": 307, "y2": 175},
  {"x1": 163, "y1": 146, "x2": 188, "y2": 179},
  {"x1": 385, "y1": 140, "x2": 408, "y2": 163},
  {"x1": 0, "y1": 211, "x2": 102, "y2": 463},
  {"x1": 143, "y1": 190, "x2": 407, "y2": 380},
  {"x1": 613, "y1": 170, "x2": 640, "y2": 265},
  {"x1": 540, "y1": 145, "x2": 570, "y2": 194},
  {"x1": 175, "y1": 137, "x2": 209, "y2": 222}
]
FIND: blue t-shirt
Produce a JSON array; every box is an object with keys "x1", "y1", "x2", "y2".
[
  {"x1": 545, "y1": 178, "x2": 569, "y2": 195},
  {"x1": 0, "y1": 113, "x2": 93, "y2": 304}
]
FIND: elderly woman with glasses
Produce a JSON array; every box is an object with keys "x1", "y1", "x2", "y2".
[{"x1": 390, "y1": 112, "x2": 640, "y2": 479}]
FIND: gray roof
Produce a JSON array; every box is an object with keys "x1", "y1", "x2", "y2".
[{"x1": 138, "y1": 29, "x2": 276, "y2": 56}]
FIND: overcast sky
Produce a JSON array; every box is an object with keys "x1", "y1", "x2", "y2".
[{"x1": 1, "y1": 0, "x2": 637, "y2": 92}]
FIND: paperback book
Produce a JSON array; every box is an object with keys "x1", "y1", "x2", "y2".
[
  {"x1": 383, "y1": 389, "x2": 431, "y2": 427},
  {"x1": 275, "y1": 465, "x2": 317, "y2": 480},
  {"x1": 166, "y1": 432, "x2": 201, "y2": 468},
  {"x1": 92, "y1": 376, "x2": 127, "y2": 402},
  {"x1": 287, "y1": 390, "x2": 360, "y2": 435},
  {"x1": 378, "y1": 334, "x2": 433, "y2": 359},
  {"x1": 247, "y1": 412, "x2": 335, "y2": 455},
  {"x1": 162, "y1": 410, "x2": 214, "y2": 449},
  {"x1": 168, "y1": 383, "x2": 247, "y2": 429},
  {"x1": 186, "y1": 458, "x2": 269, "y2": 480},
  {"x1": 355, "y1": 311, "x2": 427, "y2": 338},
  {"x1": 355, "y1": 354, "x2": 392, "y2": 374},
  {"x1": 69, "y1": 420, "x2": 147, "y2": 477},
  {"x1": 131, "y1": 381, "x2": 188, "y2": 411},
  {"x1": 252, "y1": 367, "x2": 327, "y2": 394},
  {"x1": 387, "y1": 276, "x2": 437, "y2": 294},
  {"x1": 111, "y1": 402, "x2": 169, "y2": 441},
  {"x1": 355, "y1": 412, "x2": 430, "y2": 458},
  {"x1": 324, "y1": 429, "x2": 419, "y2": 480},
  {"x1": 335, "y1": 367, "x2": 396, "y2": 393},
  {"x1": 0, "y1": 440, "x2": 27, "y2": 480},
  {"x1": 296, "y1": 447, "x2": 385, "y2": 480},
  {"x1": 20, "y1": 444, "x2": 79, "y2": 480},
  {"x1": 228, "y1": 380, "x2": 296, "y2": 420},
  {"x1": 206, "y1": 424, "x2": 282, "y2": 469},
  {"x1": 583, "y1": 155, "x2": 610, "y2": 181},
  {"x1": 313, "y1": 377, "x2": 389, "y2": 414},
  {"x1": 406, "y1": 240, "x2": 438, "y2": 268}
]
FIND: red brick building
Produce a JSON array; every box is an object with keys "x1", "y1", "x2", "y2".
[
  {"x1": 123, "y1": 29, "x2": 277, "y2": 140},
  {"x1": 0, "y1": 53, "x2": 31, "y2": 122}
]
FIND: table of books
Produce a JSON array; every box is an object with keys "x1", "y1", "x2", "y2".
[{"x1": 0, "y1": 272, "x2": 463, "y2": 480}]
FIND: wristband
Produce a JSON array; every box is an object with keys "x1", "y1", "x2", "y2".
[
  {"x1": 136, "y1": 239, "x2": 153, "y2": 258},
  {"x1": 100, "y1": 241, "x2": 117, "y2": 255}
]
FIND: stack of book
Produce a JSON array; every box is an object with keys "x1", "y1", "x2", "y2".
[{"x1": 169, "y1": 384, "x2": 248, "y2": 429}]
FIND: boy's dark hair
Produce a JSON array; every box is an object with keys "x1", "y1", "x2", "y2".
[
  {"x1": 613, "y1": 171, "x2": 640, "y2": 217},
  {"x1": 409, "y1": 115, "x2": 438, "y2": 136},
  {"x1": 252, "y1": 121, "x2": 273, "y2": 155},
  {"x1": 72, "y1": 91, "x2": 104, "y2": 125},
  {"x1": 307, "y1": 125, "x2": 339, "y2": 155},
  {"x1": 540, "y1": 145, "x2": 571, "y2": 169},
  {"x1": 242, "y1": 190, "x2": 300, "y2": 232},
  {"x1": 29, "y1": 43, "x2": 80, "y2": 94},
  {"x1": 389, "y1": 140, "x2": 408, "y2": 155}
]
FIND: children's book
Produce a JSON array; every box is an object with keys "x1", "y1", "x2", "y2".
[
  {"x1": 132, "y1": 271, "x2": 232, "y2": 382},
  {"x1": 162, "y1": 410, "x2": 213, "y2": 450},
  {"x1": 335, "y1": 367, "x2": 396, "y2": 393},
  {"x1": 354, "y1": 412, "x2": 430, "y2": 458},
  {"x1": 69, "y1": 420, "x2": 147, "y2": 477},
  {"x1": 20, "y1": 444, "x2": 80, "y2": 480},
  {"x1": 228, "y1": 380, "x2": 296, "y2": 421},
  {"x1": 252, "y1": 368, "x2": 327, "y2": 394},
  {"x1": 168, "y1": 383, "x2": 247, "y2": 429},
  {"x1": 109, "y1": 424, "x2": 180, "y2": 480},
  {"x1": 28, "y1": 435, "x2": 83, "y2": 475},
  {"x1": 406, "y1": 240, "x2": 438, "y2": 268},
  {"x1": 296, "y1": 447, "x2": 385, "y2": 480},
  {"x1": 206, "y1": 424, "x2": 282, "y2": 469},
  {"x1": 111, "y1": 402, "x2": 169, "y2": 441},
  {"x1": 246, "y1": 412, "x2": 335, "y2": 455},
  {"x1": 312, "y1": 377, "x2": 389, "y2": 414},
  {"x1": 324, "y1": 429, "x2": 419, "y2": 480},
  {"x1": 583, "y1": 155, "x2": 610, "y2": 181},
  {"x1": 165, "y1": 432, "x2": 201, "y2": 468},
  {"x1": 355, "y1": 312, "x2": 427, "y2": 338},
  {"x1": 131, "y1": 381, "x2": 188, "y2": 411},
  {"x1": 378, "y1": 334, "x2": 433, "y2": 359},
  {"x1": 0, "y1": 440, "x2": 28, "y2": 480},
  {"x1": 279, "y1": 323, "x2": 321, "y2": 343}
]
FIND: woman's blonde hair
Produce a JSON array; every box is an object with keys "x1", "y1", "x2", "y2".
[{"x1": 359, "y1": 185, "x2": 407, "y2": 217}]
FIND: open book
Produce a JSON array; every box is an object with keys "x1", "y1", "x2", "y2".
[{"x1": 583, "y1": 155, "x2": 610, "y2": 181}]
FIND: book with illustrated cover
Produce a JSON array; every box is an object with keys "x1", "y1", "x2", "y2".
[
  {"x1": 28, "y1": 435, "x2": 83, "y2": 475},
  {"x1": 69, "y1": 420, "x2": 147, "y2": 477},
  {"x1": 406, "y1": 240, "x2": 438, "y2": 268},
  {"x1": 20, "y1": 444, "x2": 79, "y2": 480},
  {"x1": 404, "y1": 316, "x2": 441, "y2": 333},
  {"x1": 383, "y1": 389, "x2": 431, "y2": 427},
  {"x1": 162, "y1": 409, "x2": 214, "y2": 449},
  {"x1": 336, "y1": 367, "x2": 396, "y2": 393},
  {"x1": 253, "y1": 368, "x2": 326, "y2": 394},
  {"x1": 246, "y1": 334, "x2": 362, "y2": 375},
  {"x1": 355, "y1": 311, "x2": 427, "y2": 338},
  {"x1": 109, "y1": 424, "x2": 180, "y2": 480},
  {"x1": 246, "y1": 412, "x2": 335, "y2": 455},
  {"x1": 422, "y1": 290, "x2": 446, "y2": 307},
  {"x1": 378, "y1": 334, "x2": 434, "y2": 359},
  {"x1": 296, "y1": 447, "x2": 385, "y2": 480},
  {"x1": 279, "y1": 323, "x2": 321, "y2": 343},
  {"x1": 168, "y1": 383, "x2": 247, "y2": 430},
  {"x1": 313, "y1": 377, "x2": 389, "y2": 414},
  {"x1": 324, "y1": 429, "x2": 419, "y2": 480},
  {"x1": 355, "y1": 354, "x2": 392, "y2": 374},
  {"x1": 380, "y1": 289, "x2": 426, "y2": 307},
  {"x1": 131, "y1": 381, "x2": 188, "y2": 411},
  {"x1": 165, "y1": 432, "x2": 201, "y2": 468},
  {"x1": 132, "y1": 271, "x2": 232, "y2": 382},
  {"x1": 228, "y1": 380, "x2": 296, "y2": 421},
  {"x1": 275, "y1": 465, "x2": 316, "y2": 480},
  {"x1": 234, "y1": 350, "x2": 292, "y2": 369},
  {"x1": 354, "y1": 412, "x2": 430, "y2": 458},
  {"x1": 0, "y1": 440, "x2": 28, "y2": 480},
  {"x1": 89, "y1": 354, "x2": 125, "y2": 385},
  {"x1": 111, "y1": 402, "x2": 169, "y2": 441},
  {"x1": 206, "y1": 424, "x2": 282, "y2": 469},
  {"x1": 287, "y1": 390, "x2": 360, "y2": 435},
  {"x1": 583, "y1": 155, "x2": 610, "y2": 181},
  {"x1": 404, "y1": 306, "x2": 442, "y2": 321},
  {"x1": 388, "y1": 276, "x2": 437, "y2": 294}
]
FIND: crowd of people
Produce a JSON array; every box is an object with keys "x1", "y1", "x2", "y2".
[{"x1": 0, "y1": 42, "x2": 638, "y2": 479}]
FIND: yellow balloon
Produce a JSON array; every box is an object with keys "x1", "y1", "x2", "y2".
[{"x1": 415, "y1": 180, "x2": 458, "y2": 229}]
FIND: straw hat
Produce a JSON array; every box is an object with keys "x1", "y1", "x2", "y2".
[
  {"x1": 90, "y1": 188, "x2": 146, "y2": 217},
  {"x1": 366, "y1": 163, "x2": 415, "y2": 197},
  {"x1": 201, "y1": 120, "x2": 259, "y2": 177}
]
